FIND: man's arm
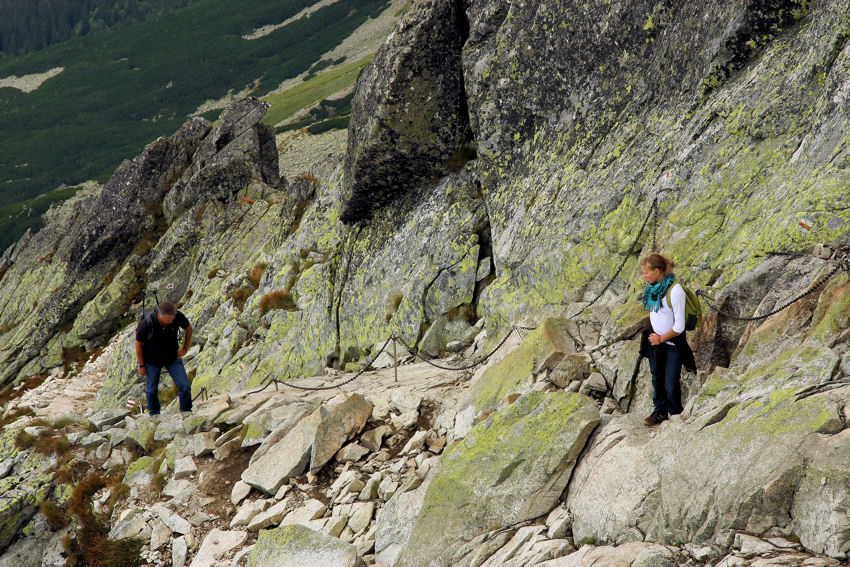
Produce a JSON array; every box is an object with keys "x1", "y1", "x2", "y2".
[
  {"x1": 135, "y1": 340, "x2": 147, "y2": 376},
  {"x1": 178, "y1": 325, "x2": 193, "y2": 358}
]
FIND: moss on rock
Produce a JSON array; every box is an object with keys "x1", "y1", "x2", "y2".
[{"x1": 395, "y1": 390, "x2": 599, "y2": 567}]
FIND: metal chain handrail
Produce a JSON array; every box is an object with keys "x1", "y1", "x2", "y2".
[
  {"x1": 697, "y1": 256, "x2": 847, "y2": 322},
  {"x1": 396, "y1": 327, "x2": 516, "y2": 372},
  {"x1": 569, "y1": 197, "x2": 658, "y2": 320},
  {"x1": 247, "y1": 336, "x2": 392, "y2": 393}
]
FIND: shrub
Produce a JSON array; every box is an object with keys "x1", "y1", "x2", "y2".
[
  {"x1": 14, "y1": 431, "x2": 35, "y2": 450},
  {"x1": 34, "y1": 434, "x2": 71, "y2": 456},
  {"x1": 260, "y1": 291, "x2": 297, "y2": 314}
]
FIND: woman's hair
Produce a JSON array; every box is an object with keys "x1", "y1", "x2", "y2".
[{"x1": 640, "y1": 253, "x2": 675, "y2": 275}]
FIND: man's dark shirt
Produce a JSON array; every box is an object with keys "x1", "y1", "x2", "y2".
[{"x1": 136, "y1": 311, "x2": 190, "y2": 367}]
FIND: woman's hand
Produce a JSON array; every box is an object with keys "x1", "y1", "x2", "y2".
[
  {"x1": 139, "y1": 365, "x2": 147, "y2": 376},
  {"x1": 648, "y1": 333, "x2": 662, "y2": 346}
]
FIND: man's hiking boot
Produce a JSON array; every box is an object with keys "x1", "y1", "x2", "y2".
[{"x1": 644, "y1": 411, "x2": 668, "y2": 426}]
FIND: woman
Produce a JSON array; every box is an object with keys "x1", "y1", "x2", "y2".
[{"x1": 639, "y1": 253, "x2": 695, "y2": 426}]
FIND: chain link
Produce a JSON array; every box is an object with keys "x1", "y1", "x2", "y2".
[
  {"x1": 697, "y1": 262, "x2": 842, "y2": 322},
  {"x1": 247, "y1": 337, "x2": 392, "y2": 393},
  {"x1": 570, "y1": 197, "x2": 658, "y2": 320},
  {"x1": 396, "y1": 327, "x2": 516, "y2": 372}
]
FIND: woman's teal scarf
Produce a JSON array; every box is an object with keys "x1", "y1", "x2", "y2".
[{"x1": 643, "y1": 273, "x2": 675, "y2": 312}]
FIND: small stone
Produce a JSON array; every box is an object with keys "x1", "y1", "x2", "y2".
[
  {"x1": 230, "y1": 499, "x2": 271, "y2": 529},
  {"x1": 149, "y1": 520, "x2": 171, "y2": 551},
  {"x1": 213, "y1": 437, "x2": 241, "y2": 461},
  {"x1": 347, "y1": 502, "x2": 375, "y2": 533},
  {"x1": 324, "y1": 515, "x2": 348, "y2": 538},
  {"x1": 0, "y1": 459, "x2": 13, "y2": 480},
  {"x1": 426, "y1": 436, "x2": 446, "y2": 453},
  {"x1": 274, "y1": 484, "x2": 292, "y2": 500},
  {"x1": 336, "y1": 443, "x2": 370, "y2": 463},
  {"x1": 162, "y1": 479, "x2": 193, "y2": 500},
  {"x1": 347, "y1": 478, "x2": 367, "y2": 494},
  {"x1": 579, "y1": 372, "x2": 608, "y2": 395},
  {"x1": 95, "y1": 442, "x2": 111, "y2": 460},
  {"x1": 401, "y1": 430, "x2": 429, "y2": 455},
  {"x1": 359, "y1": 475, "x2": 381, "y2": 501},
  {"x1": 360, "y1": 425, "x2": 391, "y2": 452},
  {"x1": 391, "y1": 410, "x2": 419, "y2": 430},
  {"x1": 172, "y1": 536, "x2": 188, "y2": 566},
  {"x1": 247, "y1": 499, "x2": 289, "y2": 531},
  {"x1": 231, "y1": 480, "x2": 252, "y2": 506},
  {"x1": 173, "y1": 456, "x2": 197, "y2": 480},
  {"x1": 600, "y1": 397, "x2": 618, "y2": 414},
  {"x1": 192, "y1": 431, "x2": 217, "y2": 457},
  {"x1": 80, "y1": 432, "x2": 107, "y2": 448},
  {"x1": 191, "y1": 528, "x2": 249, "y2": 566}
]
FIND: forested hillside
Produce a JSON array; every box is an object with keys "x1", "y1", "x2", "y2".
[
  {"x1": 0, "y1": 0, "x2": 195, "y2": 56},
  {"x1": 0, "y1": 0, "x2": 390, "y2": 250}
]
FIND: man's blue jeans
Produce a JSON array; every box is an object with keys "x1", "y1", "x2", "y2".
[
  {"x1": 145, "y1": 359, "x2": 192, "y2": 415},
  {"x1": 648, "y1": 342, "x2": 683, "y2": 416}
]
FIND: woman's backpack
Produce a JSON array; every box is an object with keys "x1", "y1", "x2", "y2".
[{"x1": 665, "y1": 284, "x2": 703, "y2": 331}]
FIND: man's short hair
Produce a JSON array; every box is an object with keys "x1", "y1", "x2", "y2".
[{"x1": 159, "y1": 301, "x2": 177, "y2": 316}]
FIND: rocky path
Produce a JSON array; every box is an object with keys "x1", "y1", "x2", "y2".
[
  {"x1": 0, "y1": 323, "x2": 847, "y2": 567},
  {"x1": 16, "y1": 330, "x2": 125, "y2": 420}
]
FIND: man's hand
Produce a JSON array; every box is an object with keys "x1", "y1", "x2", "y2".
[
  {"x1": 177, "y1": 348, "x2": 188, "y2": 358},
  {"x1": 139, "y1": 365, "x2": 147, "y2": 376}
]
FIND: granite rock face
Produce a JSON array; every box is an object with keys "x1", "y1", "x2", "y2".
[
  {"x1": 342, "y1": 0, "x2": 471, "y2": 223},
  {"x1": 1, "y1": 1, "x2": 850, "y2": 564}
]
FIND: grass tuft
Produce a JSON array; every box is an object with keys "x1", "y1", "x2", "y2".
[
  {"x1": 64, "y1": 473, "x2": 144, "y2": 567},
  {"x1": 260, "y1": 290, "x2": 297, "y2": 314}
]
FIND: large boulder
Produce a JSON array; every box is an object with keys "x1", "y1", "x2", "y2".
[
  {"x1": 567, "y1": 348, "x2": 846, "y2": 554},
  {"x1": 163, "y1": 97, "x2": 282, "y2": 222},
  {"x1": 392, "y1": 390, "x2": 599, "y2": 567},
  {"x1": 310, "y1": 394, "x2": 373, "y2": 474},
  {"x1": 466, "y1": 318, "x2": 576, "y2": 414},
  {"x1": 247, "y1": 525, "x2": 357, "y2": 567},
  {"x1": 342, "y1": 0, "x2": 470, "y2": 222},
  {"x1": 241, "y1": 406, "x2": 328, "y2": 495}
]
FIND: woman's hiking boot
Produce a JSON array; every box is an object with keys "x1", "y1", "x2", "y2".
[{"x1": 644, "y1": 411, "x2": 668, "y2": 426}]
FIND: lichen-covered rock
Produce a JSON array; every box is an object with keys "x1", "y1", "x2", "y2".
[
  {"x1": 0, "y1": 117, "x2": 210, "y2": 384},
  {"x1": 342, "y1": 0, "x2": 470, "y2": 222},
  {"x1": 568, "y1": 380, "x2": 844, "y2": 550},
  {"x1": 163, "y1": 97, "x2": 282, "y2": 223},
  {"x1": 0, "y1": 432, "x2": 54, "y2": 552},
  {"x1": 466, "y1": 318, "x2": 575, "y2": 413},
  {"x1": 393, "y1": 391, "x2": 599, "y2": 567},
  {"x1": 792, "y1": 429, "x2": 850, "y2": 558},
  {"x1": 247, "y1": 524, "x2": 357, "y2": 567}
]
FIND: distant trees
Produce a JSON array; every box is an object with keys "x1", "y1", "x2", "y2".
[{"x1": 0, "y1": 0, "x2": 194, "y2": 56}]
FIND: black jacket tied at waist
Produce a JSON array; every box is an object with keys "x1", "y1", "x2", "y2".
[{"x1": 638, "y1": 318, "x2": 696, "y2": 373}]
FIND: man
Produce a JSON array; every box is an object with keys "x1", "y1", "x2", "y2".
[{"x1": 135, "y1": 301, "x2": 193, "y2": 416}]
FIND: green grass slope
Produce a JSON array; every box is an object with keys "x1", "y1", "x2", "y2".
[{"x1": 0, "y1": 0, "x2": 389, "y2": 210}]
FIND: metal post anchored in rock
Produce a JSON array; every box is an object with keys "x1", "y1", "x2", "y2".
[{"x1": 393, "y1": 333, "x2": 398, "y2": 383}]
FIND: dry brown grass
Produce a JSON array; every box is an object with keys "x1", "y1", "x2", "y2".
[
  {"x1": 231, "y1": 287, "x2": 254, "y2": 310},
  {"x1": 249, "y1": 263, "x2": 269, "y2": 288},
  {"x1": 40, "y1": 500, "x2": 69, "y2": 530},
  {"x1": 386, "y1": 292, "x2": 404, "y2": 323},
  {"x1": 64, "y1": 473, "x2": 144, "y2": 567},
  {"x1": 260, "y1": 290, "x2": 297, "y2": 314}
]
